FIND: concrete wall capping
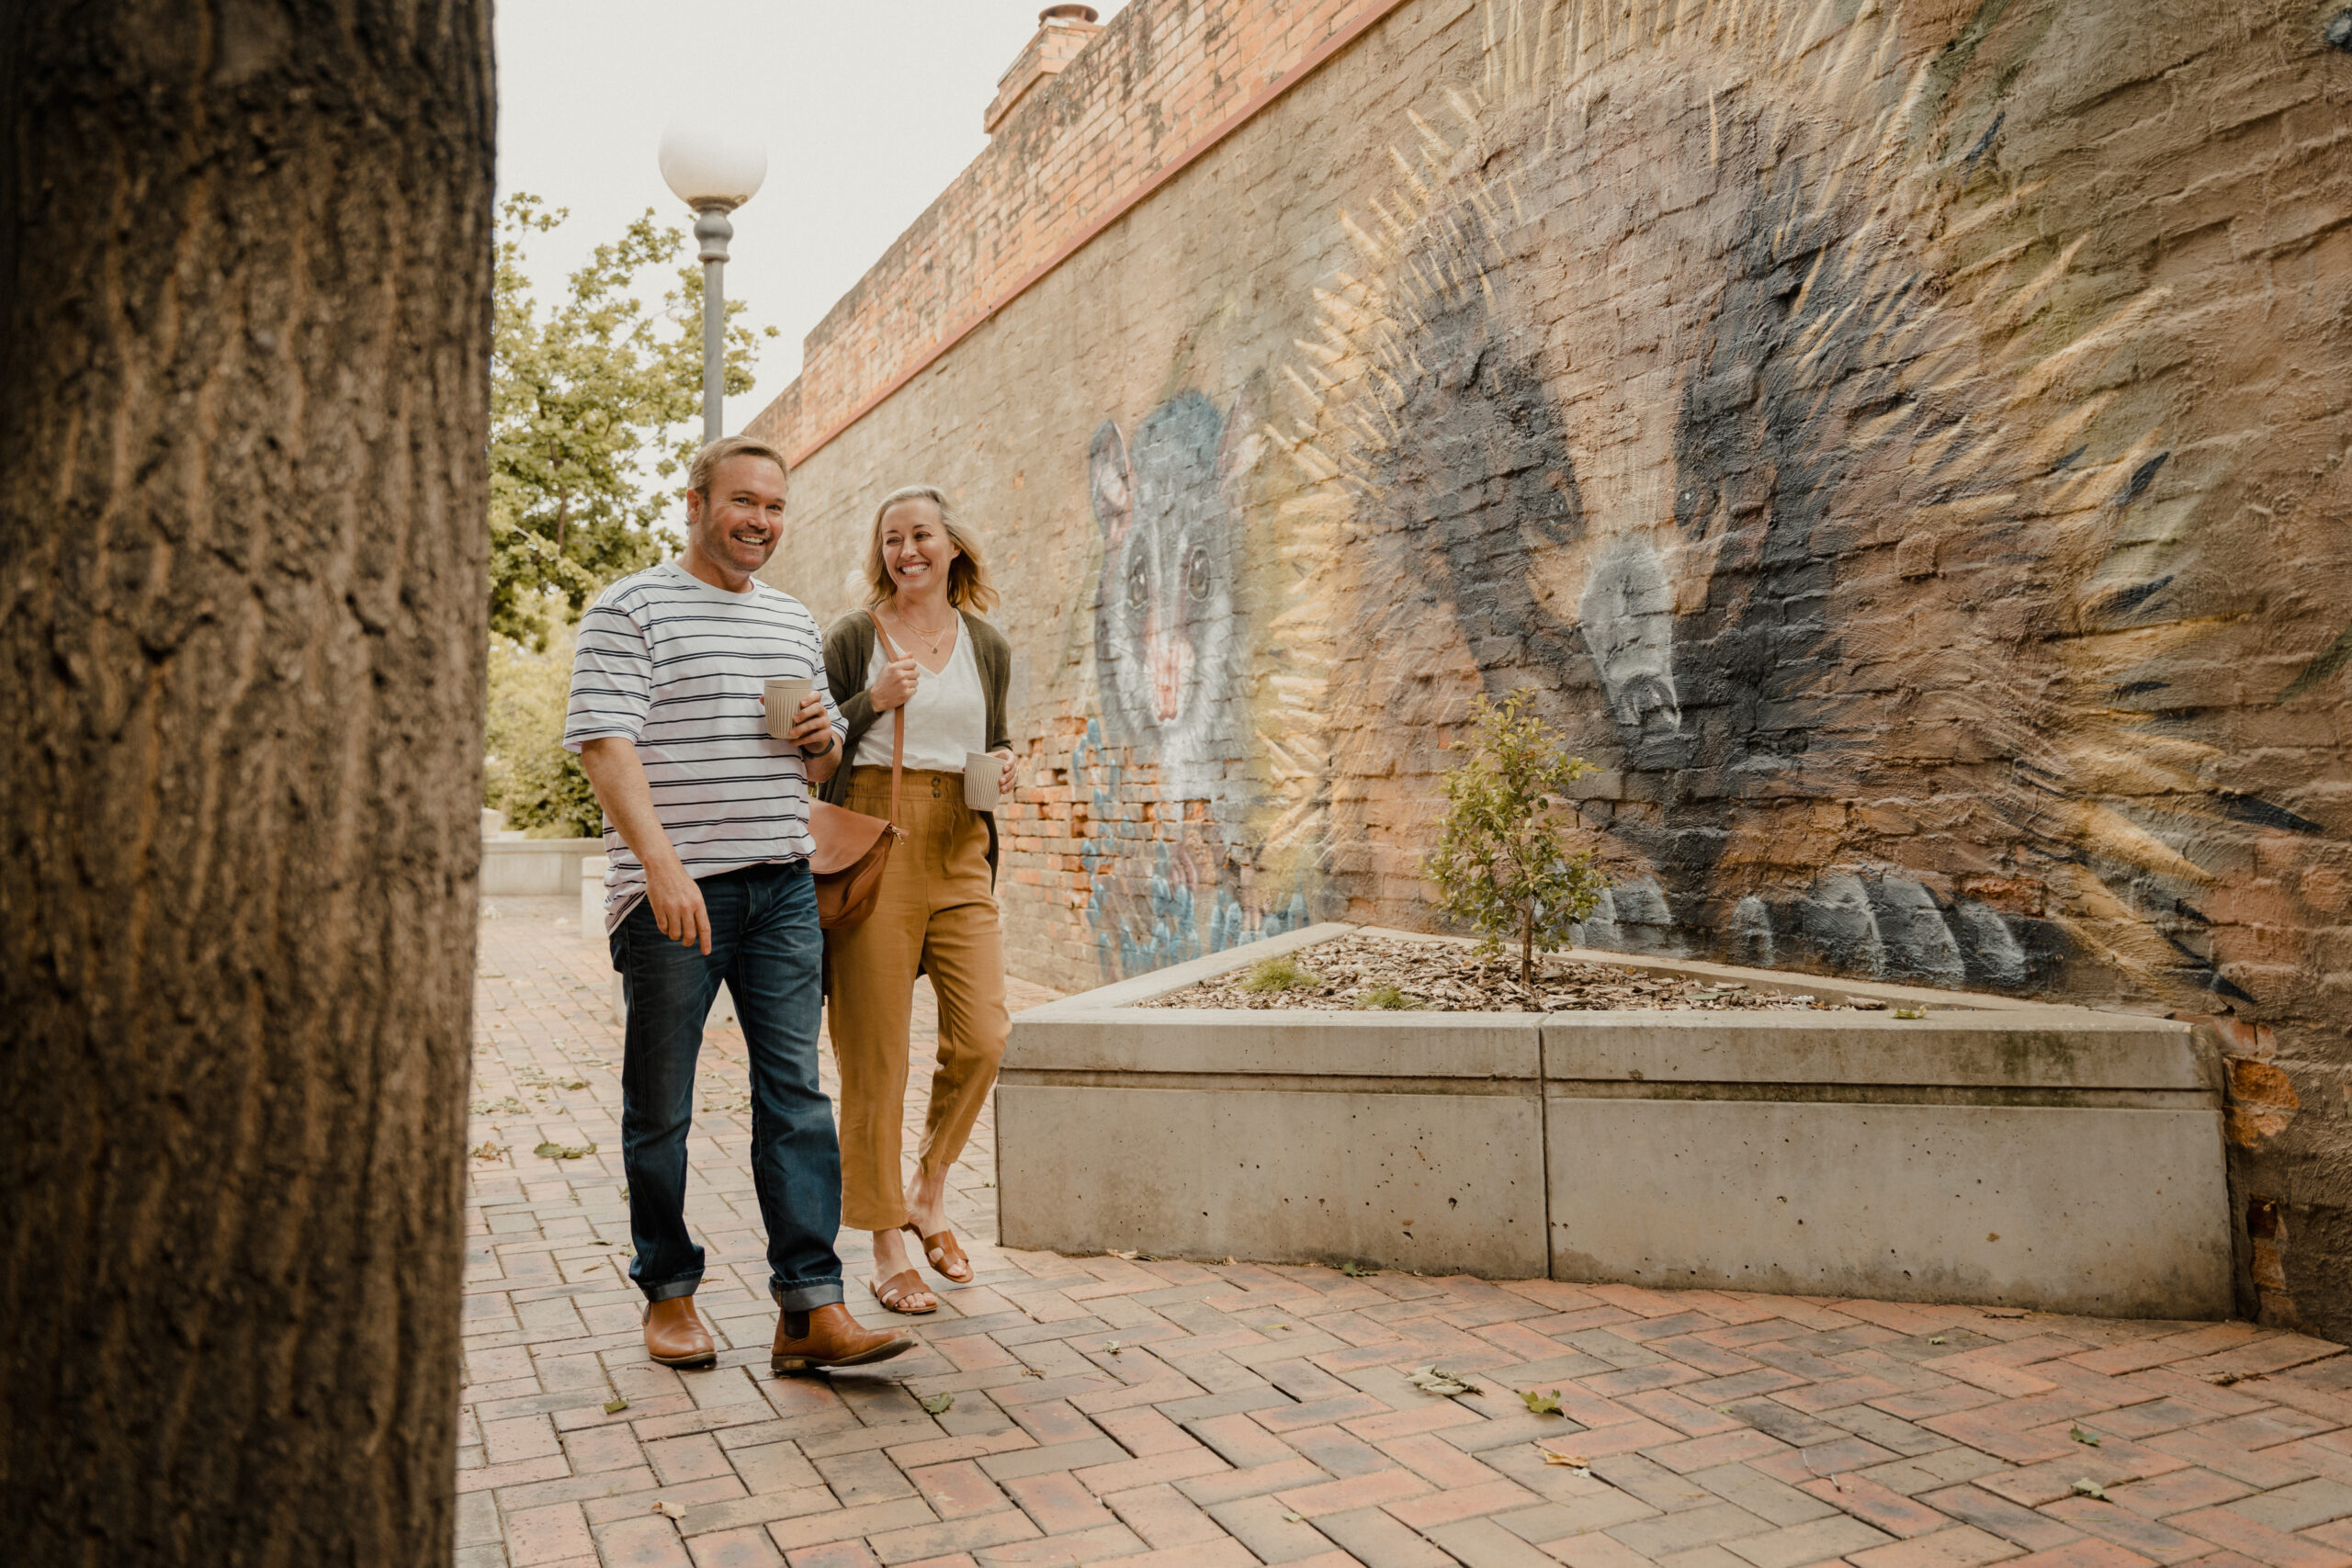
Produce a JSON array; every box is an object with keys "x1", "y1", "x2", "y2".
[{"x1": 1012, "y1": 921, "x2": 2211, "y2": 1077}]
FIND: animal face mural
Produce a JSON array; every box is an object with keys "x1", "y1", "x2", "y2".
[
  {"x1": 1089, "y1": 385, "x2": 1263, "y2": 792},
  {"x1": 1079, "y1": 380, "x2": 1313, "y2": 977}
]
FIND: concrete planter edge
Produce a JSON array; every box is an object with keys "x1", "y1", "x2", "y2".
[{"x1": 998, "y1": 922, "x2": 2231, "y2": 1317}]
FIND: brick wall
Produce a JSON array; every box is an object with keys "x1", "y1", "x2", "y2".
[
  {"x1": 749, "y1": 0, "x2": 1400, "y2": 468},
  {"x1": 752, "y1": 0, "x2": 2352, "y2": 1329}
]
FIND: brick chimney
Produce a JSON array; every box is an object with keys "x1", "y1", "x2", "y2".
[{"x1": 984, "y1": 5, "x2": 1103, "y2": 134}]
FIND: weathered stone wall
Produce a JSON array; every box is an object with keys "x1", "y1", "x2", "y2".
[{"x1": 754, "y1": 0, "x2": 2352, "y2": 1327}]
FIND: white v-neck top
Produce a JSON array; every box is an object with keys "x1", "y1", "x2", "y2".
[{"x1": 853, "y1": 616, "x2": 987, "y2": 773}]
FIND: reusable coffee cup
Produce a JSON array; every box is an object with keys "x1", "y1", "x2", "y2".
[
  {"x1": 763, "y1": 676, "x2": 814, "y2": 740},
  {"x1": 963, "y1": 751, "x2": 1000, "y2": 809}
]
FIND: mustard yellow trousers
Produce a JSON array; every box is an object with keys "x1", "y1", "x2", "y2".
[{"x1": 826, "y1": 767, "x2": 1009, "y2": 1234}]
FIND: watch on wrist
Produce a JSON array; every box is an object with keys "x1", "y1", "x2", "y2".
[{"x1": 801, "y1": 731, "x2": 835, "y2": 760}]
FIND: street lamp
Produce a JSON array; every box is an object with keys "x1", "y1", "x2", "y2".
[{"x1": 659, "y1": 121, "x2": 768, "y2": 443}]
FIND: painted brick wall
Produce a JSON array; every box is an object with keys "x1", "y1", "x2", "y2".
[{"x1": 752, "y1": 0, "x2": 2352, "y2": 1328}]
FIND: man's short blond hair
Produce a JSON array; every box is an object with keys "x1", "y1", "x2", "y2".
[{"x1": 687, "y1": 434, "x2": 790, "y2": 500}]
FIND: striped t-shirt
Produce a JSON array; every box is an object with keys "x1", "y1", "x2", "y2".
[{"x1": 563, "y1": 561, "x2": 845, "y2": 931}]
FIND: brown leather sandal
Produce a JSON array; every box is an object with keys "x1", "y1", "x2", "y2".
[
  {"x1": 868, "y1": 1269, "x2": 936, "y2": 1314},
  {"x1": 903, "y1": 1222, "x2": 974, "y2": 1284}
]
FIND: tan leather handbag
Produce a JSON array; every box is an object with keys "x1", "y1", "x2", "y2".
[{"x1": 808, "y1": 614, "x2": 904, "y2": 931}]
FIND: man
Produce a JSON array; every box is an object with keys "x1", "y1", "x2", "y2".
[{"x1": 565, "y1": 434, "x2": 911, "y2": 1374}]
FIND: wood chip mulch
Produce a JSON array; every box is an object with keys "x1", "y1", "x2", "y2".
[{"x1": 1136, "y1": 933, "x2": 1866, "y2": 1012}]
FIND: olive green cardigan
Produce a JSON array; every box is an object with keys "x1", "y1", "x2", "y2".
[{"x1": 820, "y1": 609, "x2": 1013, "y2": 878}]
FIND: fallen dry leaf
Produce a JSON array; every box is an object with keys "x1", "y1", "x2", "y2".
[
  {"x1": 2071, "y1": 1479, "x2": 2108, "y2": 1501},
  {"x1": 1520, "y1": 1389, "x2": 1564, "y2": 1415},
  {"x1": 1408, "y1": 1365, "x2": 1480, "y2": 1396},
  {"x1": 651, "y1": 1500, "x2": 686, "y2": 1520},
  {"x1": 920, "y1": 1393, "x2": 955, "y2": 1415},
  {"x1": 603, "y1": 1396, "x2": 628, "y2": 1415}
]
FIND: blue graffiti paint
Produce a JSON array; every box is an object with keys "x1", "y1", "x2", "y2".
[
  {"x1": 1953, "y1": 899, "x2": 2029, "y2": 988},
  {"x1": 1569, "y1": 878, "x2": 1683, "y2": 956},
  {"x1": 1799, "y1": 873, "x2": 1888, "y2": 977},
  {"x1": 1731, "y1": 896, "x2": 1776, "y2": 967},
  {"x1": 1863, "y1": 874, "x2": 1966, "y2": 986}
]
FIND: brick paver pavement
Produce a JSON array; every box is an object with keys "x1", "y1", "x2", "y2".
[{"x1": 463, "y1": 895, "x2": 2352, "y2": 1568}]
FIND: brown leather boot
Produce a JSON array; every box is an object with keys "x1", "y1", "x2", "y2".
[
  {"x1": 643, "y1": 1295, "x2": 717, "y2": 1368},
  {"x1": 771, "y1": 1302, "x2": 915, "y2": 1375}
]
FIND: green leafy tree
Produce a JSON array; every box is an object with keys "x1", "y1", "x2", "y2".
[
  {"x1": 1424, "y1": 689, "x2": 1611, "y2": 989},
  {"x1": 484, "y1": 629, "x2": 601, "y2": 837},
  {"x1": 490, "y1": 192, "x2": 773, "y2": 646}
]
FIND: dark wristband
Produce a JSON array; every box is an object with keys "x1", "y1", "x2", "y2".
[{"x1": 799, "y1": 731, "x2": 836, "y2": 760}]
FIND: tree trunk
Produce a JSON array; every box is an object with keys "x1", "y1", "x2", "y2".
[{"x1": 0, "y1": 3, "x2": 492, "y2": 1562}]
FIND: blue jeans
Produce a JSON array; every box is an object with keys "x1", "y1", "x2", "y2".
[{"x1": 609, "y1": 861, "x2": 843, "y2": 1311}]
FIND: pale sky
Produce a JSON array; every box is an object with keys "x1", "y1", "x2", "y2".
[{"x1": 495, "y1": 0, "x2": 1130, "y2": 431}]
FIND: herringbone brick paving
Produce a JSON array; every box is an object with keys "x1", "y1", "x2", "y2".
[{"x1": 462, "y1": 895, "x2": 2352, "y2": 1568}]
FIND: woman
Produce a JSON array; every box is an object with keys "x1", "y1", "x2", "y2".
[{"x1": 821, "y1": 484, "x2": 1018, "y2": 1314}]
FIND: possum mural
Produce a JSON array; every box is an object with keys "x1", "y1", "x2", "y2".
[
  {"x1": 1271, "y1": 0, "x2": 2346, "y2": 1007},
  {"x1": 1089, "y1": 386, "x2": 1261, "y2": 789},
  {"x1": 1078, "y1": 378, "x2": 1317, "y2": 977}
]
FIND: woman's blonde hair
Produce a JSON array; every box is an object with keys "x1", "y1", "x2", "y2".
[{"x1": 864, "y1": 484, "x2": 999, "y2": 612}]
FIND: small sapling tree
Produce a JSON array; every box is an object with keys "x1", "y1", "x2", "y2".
[{"x1": 1424, "y1": 690, "x2": 1610, "y2": 991}]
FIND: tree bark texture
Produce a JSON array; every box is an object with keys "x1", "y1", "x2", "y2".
[{"x1": 0, "y1": 2, "x2": 492, "y2": 1561}]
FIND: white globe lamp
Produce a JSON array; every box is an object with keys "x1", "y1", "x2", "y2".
[{"x1": 658, "y1": 122, "x2": 767, "y2": 213}]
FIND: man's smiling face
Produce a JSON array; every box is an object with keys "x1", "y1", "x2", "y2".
[{"x1": 685, "y1": 454, "x2": 788, "y2": 584}]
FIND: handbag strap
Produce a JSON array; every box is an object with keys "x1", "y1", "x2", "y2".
[{"x1": 870, "y1": 610, "x2": 906, "y2": 827}]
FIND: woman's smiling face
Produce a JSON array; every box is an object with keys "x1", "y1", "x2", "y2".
[{"x1": 878, "y1": 498, "x2": 958, "y2": 598}]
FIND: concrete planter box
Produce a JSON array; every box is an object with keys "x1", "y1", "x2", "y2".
[
  {"x1": 481, "y1": 835, "x2": 605, "y2": 897},
  {"x1": 999, "y1": 923, "x2": 2230, "y2": 1317}
]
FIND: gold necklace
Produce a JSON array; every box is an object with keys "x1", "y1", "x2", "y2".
[{"x1": 891, "y1": 604, "x2": 956, "y2": 655}]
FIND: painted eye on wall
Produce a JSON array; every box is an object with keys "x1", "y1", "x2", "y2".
[
  {"x1": 1186, "y1": 545, "x2": 1213, "y2": 602},
  {"x1": 1126, "y1": 558, "x2": 1149, "y2": 611}
]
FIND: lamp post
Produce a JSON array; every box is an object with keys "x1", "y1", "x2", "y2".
[{"x1": 658, "y1": 122, "x2": 768, "y2": 443}]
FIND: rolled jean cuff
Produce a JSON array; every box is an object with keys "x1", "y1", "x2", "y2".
[
  {"x1": 772, "y1": 1278, "x2": 845, "y2": 1312},
  {"x1": 641, "y1": 1273, "x2": 703, "y2": 1304}
]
